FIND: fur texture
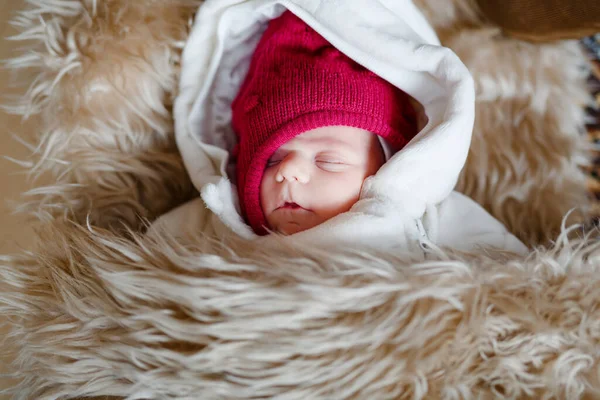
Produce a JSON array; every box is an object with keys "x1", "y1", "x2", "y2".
[
  {"x1": 3, "y1": 223, "x2": 600, "y2": 400},
  {"x1": 4, "y1": 0, "x2": 199, "y2": 230},
  {"x1": 1, "y1": 0, "x2": 598, "y2": 398},
  {"x1": 415, "y1": 0, "x2": 592, "y2": 245}
]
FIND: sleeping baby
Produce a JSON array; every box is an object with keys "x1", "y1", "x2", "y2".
[
  {"x1": 232, "y1": 11, "x2": 420, "y2": 236},
  {"x1": 154, "y1": 6, "x2": 528, "y2": 257},
  {"x1": 257, "y1": 126, "x2": 388, "y2": 235}
]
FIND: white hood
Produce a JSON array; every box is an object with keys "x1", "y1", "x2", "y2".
[{"x1": 174, "y1": 0, "x2": 476, "y2": 243}]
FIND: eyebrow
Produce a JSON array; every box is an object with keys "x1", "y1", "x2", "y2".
[
  {"x1": 307, "y1": 137, "x2": 356, "y2": 151},
  {"x1": 269, "y1": 136, "x2": 358, "y2": 159}
]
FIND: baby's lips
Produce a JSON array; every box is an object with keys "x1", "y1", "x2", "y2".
[{"x1": 276, "y1": 201, "x2": 308, "y2": 211}]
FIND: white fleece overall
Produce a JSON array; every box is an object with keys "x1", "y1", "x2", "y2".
[{"x1": 151, "y1": 0, "x2": 528, "y2": 257}]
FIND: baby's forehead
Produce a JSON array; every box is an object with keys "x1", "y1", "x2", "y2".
[{"x1": 282, "y1": 126, "x2": 375, "y2": 150}]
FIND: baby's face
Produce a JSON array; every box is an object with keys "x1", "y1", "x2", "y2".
[{"x1": 260, "y1": 126, "x2": 385, "y2": 235}]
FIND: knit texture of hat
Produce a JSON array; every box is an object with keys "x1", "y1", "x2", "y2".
[{"x1": 232, "y1": 11, "x2": 419, "y2": 235}]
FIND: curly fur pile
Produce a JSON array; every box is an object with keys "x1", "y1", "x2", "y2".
[
  {"x1": 4, "y1": 222, "x2": 600, "y2": 399},
  {"x1": 415, "y1": 0, "x2": 592, "y2": 245},
  {"x1": 4, "y1": 0, "x2": 199, "y2": 230},
  {"x1": 1, "y1": 0, "x2": 599, "y2": 399}
]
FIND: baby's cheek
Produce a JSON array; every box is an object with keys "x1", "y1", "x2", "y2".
[
  {"x1": 259, "y1": 171, "x2": 276, "y2": 211},
  {"x1": 316, "y1": 173, "x2": 364, "y2": 213}
]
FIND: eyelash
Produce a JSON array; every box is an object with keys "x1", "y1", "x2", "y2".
[
  {"x1": 267, "y1": 159, "x2": 344, "y2": 164},
  {"x1": 265, "y1": 158, "x2": 347, "y2": 169},
  {"x1": 317, "y1": 160, "x2": 347, "y2": 172},
  {"x1": 317, "y1": 159, "x2": 344, "y2": 165}
]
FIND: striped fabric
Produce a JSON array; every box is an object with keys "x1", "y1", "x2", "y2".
[{"x1": 583, "y1": 35, "x2": 600, "y2": 222}]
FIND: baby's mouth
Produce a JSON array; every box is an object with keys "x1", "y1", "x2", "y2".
[
  {"x1": 276, "y1": 201, "x2": 313, "y2": 212},
  {"x1": 280, "y1": 202, "x2": 302, "y2": 210}
]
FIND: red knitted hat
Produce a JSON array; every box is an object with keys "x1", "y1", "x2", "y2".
[{"x1": 232, "y1": 11, "x2": 418, "y2": 235}]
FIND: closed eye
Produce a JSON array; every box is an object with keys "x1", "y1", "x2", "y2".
[
  {"x1": 317, "y1": 160, "x2": 344, "y2": 165},
  {"x1": 266, "y1": 159, "x2": 281, "y2": 168},
  {"x1": 316, "y1": 160, "x2": 348, "y2": 171}
]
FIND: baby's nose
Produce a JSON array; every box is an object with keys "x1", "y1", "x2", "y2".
[{"x1": 276, "y1": 155, "x2": 309, "y2": 184}]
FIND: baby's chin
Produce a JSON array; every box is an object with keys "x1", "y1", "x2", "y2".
[
  {"x1": 275, "y1": 221, "x2": 309, "y2": 235},
  {"x1": 268, "y1": 215, "x2": 321, "y2": 235}
]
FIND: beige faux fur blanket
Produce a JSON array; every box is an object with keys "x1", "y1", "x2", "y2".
[{"x1": 1, "y1": 0, "x2": 600, "y2": 399}]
